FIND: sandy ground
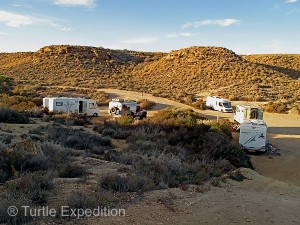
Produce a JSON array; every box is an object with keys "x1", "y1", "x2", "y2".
[
  {"x1": 78, "y1": 168, "x2": 300, "y2": 225},
  {"x1": 99, "y1": 89, "x2": 300, "y2": 187}
]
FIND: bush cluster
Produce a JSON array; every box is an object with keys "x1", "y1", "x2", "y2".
[
  {"x1": 99, "y1": 108, "x2": 252, "y2": 191},
  {"x1": 138, "y1": 99, "x2": 156, "y2": 110},
  {"x1": 30, "y1": 123, "x2": 112, "y2": 151},
  {"x1": 0, "y1": 108, "x2": 30, "y2": 123},
  {"x1": 263, "y1": 101, "x2": 287, "y2": 113}
]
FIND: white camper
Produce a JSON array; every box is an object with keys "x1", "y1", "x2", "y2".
[
  {"x1": 239, "y1": 119, "x2": 267, "y2": 152},
  {"x1": 234, "y1": 105, "x2": 263, "y2": 124},
  {"x1": 109, "y1": 99, "x2": 139, "y2": 115},
  {"x1": 108, "y1": 99, "x2": 147, "y2": 119},
  {"x1": 43, "y1": 97, "x2": 99, "y2": 116},
  {"x1": 206, "y1": 96, "x2": 233, "y2": 112}
]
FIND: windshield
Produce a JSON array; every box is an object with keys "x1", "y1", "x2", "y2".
[{"x1": 223, "y1": 102, "x2": 232, "y2": 108}]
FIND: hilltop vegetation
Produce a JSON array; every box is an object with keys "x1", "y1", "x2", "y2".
[{"x1": 0, "y1": 45, "x2": 299, "y2": 105}]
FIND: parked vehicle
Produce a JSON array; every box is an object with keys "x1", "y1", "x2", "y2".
[
  {"x1": 43, "y1": 97, "x2": 99, "y2": 116},
  {"x1": 239, "y1": 119, "x2": 267, "y2": 152},
  {"x1": 108, "y1": 99, "x2": 147, "y2": 119},
  {"x1": 234, "y1": 105, "x2": 263, "y2": 124},
  {"x1": 205, "y1": 96, "x2": 233, "y2": 112}
]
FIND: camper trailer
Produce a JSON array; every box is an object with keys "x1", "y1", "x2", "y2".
[
  {"x1": 43, "y1": 97, "x2": 99, "y2": 116},
  {"x1": 108, "y1": 99, "x2": 147, "y2": 119},
  {"x1": 206, "y1": 96, "x2": 233, "y2": 112},
  {"x1": 239, "y1": 119, "x2": 267, "y2": 152},
  {"x1": 234, "y1": 105, "x2": 263, "y2": 124}
]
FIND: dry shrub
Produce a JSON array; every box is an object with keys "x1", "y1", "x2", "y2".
[
  {"x1": 0, "y1": 108, "x2": 30, "y2": 124},
  {"x1": 138, "y1": 99, "x2": 156, "y2": 109},
  {"x1": 263, "y1": 101, "x2": 287, "y2": 113}
]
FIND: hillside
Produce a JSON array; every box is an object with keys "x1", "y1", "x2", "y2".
[
  {"x1": 0, "y1": 45, "x2": 299, "y2": 103},
  {"x1": 0, "y1": 45, "x2": 163, "y2": 88},
  {"x1": 244, "y1": 54, "x2": 300, "y2": 79}
]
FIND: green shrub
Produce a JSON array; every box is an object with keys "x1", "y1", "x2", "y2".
[
  {"x1": 31, "y1": 124, "x2": 112, "y2": 151},
  {"x1": 263, "y1": 101, "x2": 287, "y2": 113},
  {"x1": 0, "y1": 108, "x2": 30, "y2": 123},
  {"x1": 58, "y1": 162, "x2": 87, "y2": 178},
  {"x1": 210, "y1": 119, "x2": 233, "y2": 138},
  {"x1": 0, "y1": 143, "x2": 50, "y2": 182},
  {"x1": 99, "y1": 174, "x2": 149, "y2": 192},
  {"x1": 5, "y1": 171, "x2": 54, "y2": 204},
  {"x1": 138, "y1": 99, "x2": 156, "y2": 110},
  {"x1": 115, "y1": 115, "x2": 134, "y2": 126},
  {"x1": 192, "y1": 100, "x2": 207, "y2": 110},
  {"x1": 150, "y1": 108, "x2": 205, "y2": 127},
  {"x1": 0, "y1": 197, "x2": 33, "y2": 224}
]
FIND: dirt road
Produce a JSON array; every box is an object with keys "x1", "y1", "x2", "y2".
[{"x1": 99, "y1": 88, "x2": 300, "y2": 187}]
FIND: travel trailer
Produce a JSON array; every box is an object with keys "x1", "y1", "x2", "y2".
[
  {"x1": 43, "y1": 97, "x2": 99, "y2": 116},
  {"x1": 239, "y1": 119, "x2": 267, "y2": 152},
  {"x1": 108, "y1": 99, "x2": 147, "y2": 119},
  {"x1": 234, "y1": 105, "x2": 264, "y2": 124},
  {"x1": 206, "y1": 96, "x2": 233, "y2": 112}
]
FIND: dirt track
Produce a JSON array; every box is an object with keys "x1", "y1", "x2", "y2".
[{"x1": 99, "y1": 88, "x2": 300, "y2": 187}]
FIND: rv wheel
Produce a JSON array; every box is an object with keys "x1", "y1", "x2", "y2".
[
  {"x1": 93, "y1": 113, "x2": 98, "y2": 117},
  {"x1": 111, "y1": 107, "x2": 117, "y2": 113}
]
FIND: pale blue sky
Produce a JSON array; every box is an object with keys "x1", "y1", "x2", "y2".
[{"x1": 0, "y1": 0, "x2": 299, "y2": 54}]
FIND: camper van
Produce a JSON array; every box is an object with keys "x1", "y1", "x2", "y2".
[
  {"x1": 206, "y1": 96, "x2": 233, "y2": 112},
  {"x1": 108, "y1": 99, "x2": 147, "y2": 119},
  {"x1": 234, "y1": 105, "x2": 263, "y2": 124},
  {"x1": 239, "y1": 119, "x2": 267, "y2": 152},
  {"x1": 43, "y1": 97, "x2": 99, "y2": 116}
]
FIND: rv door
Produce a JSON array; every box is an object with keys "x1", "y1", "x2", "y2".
[{"x1": 79, "y1": 101, "x2": 87, "y2": 114}]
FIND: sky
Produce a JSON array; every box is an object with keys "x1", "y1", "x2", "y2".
[{"x1": 0, "y1": 0, "x2": 300, "y2": 54}]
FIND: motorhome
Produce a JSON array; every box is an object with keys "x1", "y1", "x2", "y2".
[
  {"x1": 43, "y1": 97, "x2": 99, "y2": 116},
  {"x1": 234, "y1": 105, "x2": 263, "y2": 124},
  {"x1": 239, "y1": 119, "x2": 267, "y2": 152},
  {"x1": 206, "y1": 96, "x2": 233, "y2": 112},
  {"x1": 108, "y1": 99, "x2": 147, "y2": 119}
]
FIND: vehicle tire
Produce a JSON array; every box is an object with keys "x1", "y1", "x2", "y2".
[
  {"x1": 93, "y1": 113, "x2": 98, "y2": 117},
  {"x1": 111, "y1": 107, "x2": 117, "y2": 113}
]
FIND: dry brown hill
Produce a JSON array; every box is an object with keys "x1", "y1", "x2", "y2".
[
  {"x1": 0, "y1": 45, "x2": 163, "y2": 88},
  {"x1": 0, "y1": 45, "x2": 299, "y2": 103},
  {"x1": 130, "y1": 46, "x2": 300, "y2": 102},
  {"x1": 244, "y1": 54, "x2": 300, "y2": 79}
]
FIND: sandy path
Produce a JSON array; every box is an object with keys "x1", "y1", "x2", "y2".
[
  {"x1": 86, "y1": 168, "x2": 300, "y2": 225},
  {"x1": 99, "y1": 89, "x2": 300, "y2": 186}
]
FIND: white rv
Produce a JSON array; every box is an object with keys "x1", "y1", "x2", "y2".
[
  {"x1": 108, "y1": 99, "x2": 147, "y2": 119},
  {"x1": 43, "y1": 97, "x2": 99, "y2": 116},
  {"x1": 239, "y1": 119, "x2": 267, "y2": 152},
  {"x1": 206, "y1": 96, "x2": 233, "y2": 112},
  {"x1": 109, "y1": 99, "x2": 138, "y2": 114},
  {"x1": 234, "y1": 105, "x2": 263, "y2": 124}
]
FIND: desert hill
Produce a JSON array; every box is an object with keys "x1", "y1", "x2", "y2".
[{"x1": 0, "y1": 45, "x2": 299, "y2": 103}]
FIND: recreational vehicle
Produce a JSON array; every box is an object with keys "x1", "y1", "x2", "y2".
[
  {"x1": 239, "y1": 119, "x2": 267, "y2": 152},
  {"x1": 234, "y1": 105, "x2": 263, "y2": 124},
  {"x1": 108, "y1": 99, "x2": 147, "y2": 119},
  {"x1": 43, "y1": 97, "x2": 99, "y2": 116},
  {"x1": 206, "y1": 96, "x2": 233, "y2": 112}
]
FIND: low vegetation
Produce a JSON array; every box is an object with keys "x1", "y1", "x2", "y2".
[
  {"x1": 0, "y1": 108, "x2": 30, "y2": 124},
  {"x1": 263, "y1": 101, "x2": 287, "y2": 114}
]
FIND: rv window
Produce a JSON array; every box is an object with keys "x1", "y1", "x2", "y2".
[
  {"x1": 223, "y1": 102, "x2": 232, "y2": 108},
  {"x1": 89, "y1": 103, "x2": 95, "y2": 108},
  {"x1": 56, "y1": 102, "x2": 63, "y2": 106},
  {"x1": 250, "y1": 109, "x2": 258, "y2": 119},
  {"x1": 219, "y1": 102, "x2": 223, "y2": 107}
]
